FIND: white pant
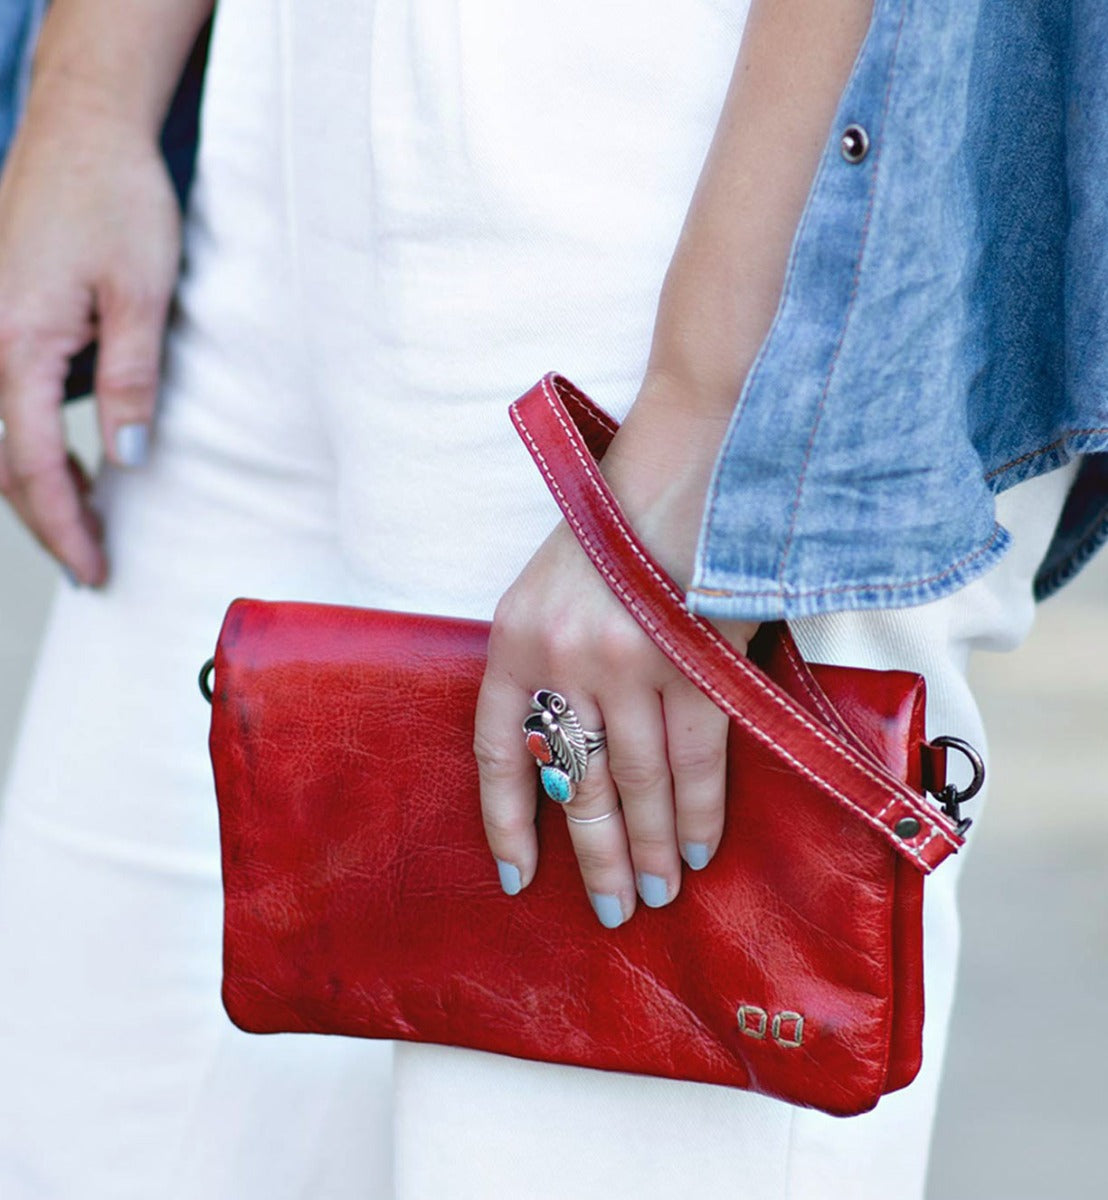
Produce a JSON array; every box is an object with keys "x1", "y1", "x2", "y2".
[{"x1": 0, "y1": 2, "x2": 1079, "y2": 1197}]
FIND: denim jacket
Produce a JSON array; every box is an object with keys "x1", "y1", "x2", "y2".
[
  {"x1": 688, "y1": 0, "x2": 1108, "y2": 621},
  {"x1": 3, "y1": 0, "x2": 1105, "y2": 620}
]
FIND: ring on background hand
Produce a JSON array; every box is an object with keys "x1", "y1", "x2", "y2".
[
  {"x1": 565, "y1": 805, "x2": 621, "y2": 826},
  {"x1": 0, "y1": 416, "x2": 6, "y2": 440},
  {"x1": 523, "y1": 689, "x2": 606, "y2": 804}
]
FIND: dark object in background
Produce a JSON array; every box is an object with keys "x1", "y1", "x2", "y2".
[{"x1": 62, "y1": 18, "x2": 212, "y2": 401}]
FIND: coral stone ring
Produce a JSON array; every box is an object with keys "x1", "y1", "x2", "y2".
[{"x1": 523, "y1": 689, "x2": 606, "y2": 804}]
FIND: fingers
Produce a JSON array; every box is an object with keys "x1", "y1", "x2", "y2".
[
  {"x1": 571, "y1": 683, "x2": 728, "y2": 920},
  {"x1": 477, "y1": 668, "x2": 730, "y2": 928},
  {"x1": 557, "y1": 698, "x2": 635, "y2": 928},
  {"x1": 474, "y1": 671, "x2": 541, "y2": 898},
  {"x1": 0, "y1": 277, "x2": 171, "y2": 586},
  {"x1": 662, "y1": 678, "x2": 730, "y2": 871},
  {"x1": 0, "y1": 343, "x2": 106, "y2": 584},
  {"x1": 94, "y1": 278, "x2": 170, "y2": 468},
  {"x1": 602, "y1": 692, "x2": 678, "y2": 910},
  {"x1": 476, "y1": 526, "x2": 738, "y2": 928},
  {"x1": 478, "y1": 671, "x2": 639, "y2": 928},
  {"x1": 0, "y1": 277, "x2": 171, "y2": 585}
]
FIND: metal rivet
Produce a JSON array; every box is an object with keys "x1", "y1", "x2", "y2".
[
  {"x1": 894, "y1": 816, "x2": 922, "y2": 840},
  {"x1": 840, "y1": 123, "x2": 870, "y2": 164}
]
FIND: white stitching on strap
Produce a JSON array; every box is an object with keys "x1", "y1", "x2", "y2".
[
  {"x1": 778, "y1": 632, "x2": 848, "y2": 735},
  {"x1": 775, "y1": 634, "x2": 941, "y2": 847},
  {"x1": 518, "y1": 376, "x2": 958, "y2": 861}
]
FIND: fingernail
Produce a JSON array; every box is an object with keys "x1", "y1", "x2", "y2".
[
  {"x1": 636, "y1": 872, "x2": 671, "y2": 908},
  {"x1": 681, "y1": 842, "x2": 712, "y2": 871},
  {"x1": 496, "y1": 859, "x2": 522, "y2": 896},
  {"x1": 115, "y1": 423, "x2": 149, "y2": 468},
  {"x1": 62, "y1": 565, "x2": 82, "y2": 588},
  {"x1": 589, "y1": 892, "x2": 624, "y2": 929}
]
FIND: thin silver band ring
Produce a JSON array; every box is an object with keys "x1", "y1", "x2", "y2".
[{"x1": 565, "y1": 806, "x2": 621, "y2": 826}]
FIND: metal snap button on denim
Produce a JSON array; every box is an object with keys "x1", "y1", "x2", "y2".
[{"x1": 840, "y1": 123, "x2": 870, "y2": 164}]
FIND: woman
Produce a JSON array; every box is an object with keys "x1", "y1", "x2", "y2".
[{"x1": 0, "y1": 1, "x2": 1100, "y2": 1197}]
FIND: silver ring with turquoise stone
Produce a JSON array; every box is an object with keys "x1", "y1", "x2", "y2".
[{"x1": 523, "y1": 689, "x2": 607, "y2": 804}]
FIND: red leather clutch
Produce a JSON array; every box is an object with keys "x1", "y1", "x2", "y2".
[{"x1": 204, "y1": 374, "x2": 971, "y2": 1117}]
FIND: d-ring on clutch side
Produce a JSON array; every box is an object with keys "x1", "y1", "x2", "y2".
[
  {"x1": 929, "y1": 735, "x2": 985, "y2": 836},
  {"x1": 199, "y1": 658, "x2": 215, "y2": 704}
]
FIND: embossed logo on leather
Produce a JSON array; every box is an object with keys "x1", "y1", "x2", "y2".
[{"x1": 737, "y1": 1005, "x2": 805, "y2": 1048}]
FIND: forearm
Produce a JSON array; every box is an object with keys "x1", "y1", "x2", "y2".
[
  {"x1": 28, "y1": 0, "x2": 214, "y2": 137},
  {"x1": 654, "y1": 0, "x2": 873, "y2": 395},
  {"x1": 608, "y1": 0, "x2": 874, "y2": 519}
]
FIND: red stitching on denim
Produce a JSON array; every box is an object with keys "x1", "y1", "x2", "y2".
[
  {"x1": 773, "y1": 0, "x2": 909, "y2": 595},
  {"x1": 514, "y1": 376, "x2": 958, "y2": 864},
  {"x1": 983, "y1": 427, "x2": 1108, "y2": 481},
  {"x1": 688, "y1": 521, "x2": 1007, "y2": 600}
]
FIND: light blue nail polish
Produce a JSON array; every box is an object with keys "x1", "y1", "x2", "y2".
[
  {"x1": 62, "y1": 566, "x2": 81, "y2": 588},
  {"x1": 496, "y1": 859, "x2": 522, "y2": 896},
  {"x1": 589, "y1": 892, "x2": 624, "y2": 929},
  {"x1": 637, "y1": 872, "x2": 670, "y2": 908},
  {"x1": 115, "y1": 423, "x2": 149, "y2": 468},
  {"x1": 682, "y1": 842, "x2": 711, "y2": 871}
]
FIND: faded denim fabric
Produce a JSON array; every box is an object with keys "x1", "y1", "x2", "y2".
[
  {"x1": 0, "y1": 0, "x2": 36, "y2": 154},
  {"x1": 689, "y1": 0, "x2": 1108, "y2": 621}
]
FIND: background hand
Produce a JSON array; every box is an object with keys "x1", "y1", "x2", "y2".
[{"x1": 0, "y1": 87, "x2": 181, "y2": 585}]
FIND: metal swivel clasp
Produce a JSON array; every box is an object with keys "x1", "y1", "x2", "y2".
[{"x1": 929, "y1": 735, "x2": 986, "y2": 836}]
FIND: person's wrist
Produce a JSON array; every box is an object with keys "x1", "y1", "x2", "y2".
[
  {"x1": 596, "y1": 371, "x2": 742, "y2": 588},
  {"x1": 24, "y1": 65, "x2": 165, "y2": 148},
  {"x1": 603, "y1": 371, "x2": 736, "y2": 512}
]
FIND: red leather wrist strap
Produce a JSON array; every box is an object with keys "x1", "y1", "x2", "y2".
[{"x1": 510, "y1": 373, "x2": 963, "y2": 873}]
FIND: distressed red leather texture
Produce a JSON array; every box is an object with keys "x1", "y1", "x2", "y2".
[{"x1": 208, "y1": 374, "x2": 964, "y2": 1117}]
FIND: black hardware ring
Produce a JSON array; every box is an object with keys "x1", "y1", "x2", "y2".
[
  {"x1": 930, "y1": 735, "x2": 986, "y2": 835},
  {"x1": 198, "y1": 657, "x2": 215, "y2": 704},
  {"x1": 931, "y1": 735, "x2": 985, "y2": 803}
]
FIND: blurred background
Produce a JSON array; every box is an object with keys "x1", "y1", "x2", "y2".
[{"x1": 0, "y1": 403, "x2": 1105, "y2": 1198}]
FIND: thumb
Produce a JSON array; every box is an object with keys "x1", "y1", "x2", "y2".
[{"x1": 93, "y1": 279, "x2": 171, "y2": 469}]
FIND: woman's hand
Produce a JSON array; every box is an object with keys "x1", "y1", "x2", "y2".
[
  {"x1": 0, "y1": 0, "x2": 214, "y2": 585},
  {"x1": 475, "y1": 378, "x2": 759, "y2": 926},
  {"x1": 0, "y1": 85, "x2": 181, "y2": 586}
]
